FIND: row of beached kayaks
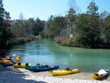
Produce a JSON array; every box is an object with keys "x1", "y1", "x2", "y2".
[
  {"x1": 14, "y1": 63, "x2": 78, "y2": 74},
  {"x1": 0, "y1": 55, "x2": 109, "y2": 80},
  {"x1": 0, "y1": 56, "x2": 21, "y2": 64}
]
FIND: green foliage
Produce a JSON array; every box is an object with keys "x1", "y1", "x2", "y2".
[
  {"x1": 54, "y1": 37, "x2": 76, "y2": 47},
  {"x1": 40, "y1": 15, "x2": 54, "y2": 38},
  {"x1": 1, "y1": 0, "x2": 109, "y2": 48},
  {"x1": 40, "y1": 0, "x2": 110, "y2": 48},
  {"x1": 9, "y1": 17, "x2": 44, "y2": 38},
  {"x1": 67, "y1": 8, "x2": 76, "y2": 22},
  {"x1": 0, "y1": 0, "x2": 12, "y2": 48},
  {"x1": 74, "y1": 1, "x2": 100, "y2": 48},
  {"x1": 74, "y1": 14, "x2": 93, "y2": 47},
  {"x1": 87, "y1": 1, "x2": 99, "y2": 16},
  {"x1": 66, "y1": 8, "x2": 76, "y2": 34},
  {"x1": 102, "y1": 15, "x2": 110, "y2": 44},
  {"x1": 47, "y1": 16, "x2": 67, "y2": 38},
  {"x1": 7, "y1": 37, "x2": 35, "y2": 46},
  {"x1": 32, "y1": 18, "x2": 45, "y2": 35}
]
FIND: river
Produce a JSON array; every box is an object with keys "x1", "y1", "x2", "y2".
[{"x1": 7, "y1": 38, "x2": 110, "y2": 73}]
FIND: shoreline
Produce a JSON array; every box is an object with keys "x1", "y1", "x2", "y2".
[
  {"x1": 54, "y1": 37, "x2": 110, "y2": 49},
  {"x1": 0, "y1": 66, "x2": 110, "y2": 83}
]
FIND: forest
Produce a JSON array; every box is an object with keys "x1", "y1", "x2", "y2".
[{"x1": 0, "y1": 0, "x2": 110, "y2": 49}]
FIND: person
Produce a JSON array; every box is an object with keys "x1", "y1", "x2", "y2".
[
  {"x1": 66, "y1": 67, "x2": 71, "y2": 71},
  {"x1": 18, "y1": 62, "x2": 21, "y2": 65},
  {"x1": 26, "y1": 63, "x2": 29, "y2": 66},
  {"x1": 43, "y1": 64, "x2": 49, "y2": 67},
  {"x1": 36, "y1": 63, "x2": 40, "y2": 65},
  {"x1": 99, "y1": 69, "x2": 107, "y2": 76},
  {"x1": 6, "y1": 56, "x2": 12, "y2": 60}
]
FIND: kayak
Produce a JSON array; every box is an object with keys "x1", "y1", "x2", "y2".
[
  {"x1": 2, "y1": 61, "x2": 17, "y2": 67},
  {"x1": 12, "y1": 56, "x2": 21, "y2": 62},
  {"x1": 23, "y1": 65, "x2": 46, "y2": 69},
  {"x1": 92, "y1": 69, "x2": 109, "y2": 80},
  {"x1": 49, "y1": 69, "x2": 78, "y2": 76},
  {"x1": 28, "y1": 65, "x2": 59, "y2": 72},
  {"x1": 0, "y1": 59, "x2": 11, "y2": 64},
  {"x1": 0, "y1": 56, "x2": 21, "y2": 64},
  {"x1": 13, "y1": 63, "x2": 31, "y2": 68}
]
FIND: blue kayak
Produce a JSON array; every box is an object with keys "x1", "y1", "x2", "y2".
[
  {"x1": 2, "y1": 61, "x2": 17, "y2": 67},
  {"x1": 28, "y1": 65, "x2": 59, "y2": 72}
]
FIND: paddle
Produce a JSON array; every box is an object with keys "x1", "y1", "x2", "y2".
[
  {"x1": 12, "y1": 54, "x2": 16, "y2": 56},
  {"x1": 12, "y1": 54, "x2": 16, "y2": 58}
]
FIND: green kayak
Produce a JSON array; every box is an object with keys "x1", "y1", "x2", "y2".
[{"x1": 23, "y1": 65, "x2": 46, "y2": 69}]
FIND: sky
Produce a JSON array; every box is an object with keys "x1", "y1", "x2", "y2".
[{"x1": 3, "y1": 0, "x2": 110, "y2": 21}]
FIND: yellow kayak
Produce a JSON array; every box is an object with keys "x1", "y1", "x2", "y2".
[
  {"x1": 12, "y1": 56, "x2": 21, "y2": 62},
  {"x1": 0, "y1": 59, "x2": 11, "y2": 64},
  {"x1": 13, "y1": 63, "x2": 31, "y2": 68},
  {"x1": 92, "y1": 69, "x2": 109, "y2": 80},
  {"x1": 49, "y1": 69, "x2": 78, "y2": 76},
  {"x1": 0, "y1": 56, "x2": 21, "y2": 64}
]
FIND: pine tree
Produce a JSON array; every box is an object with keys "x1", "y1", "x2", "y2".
[{"x1": 0, "y1": 0, "x2": 12, "y2": 48}]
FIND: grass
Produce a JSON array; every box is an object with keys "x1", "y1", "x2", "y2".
[
  {"x1": 54, "y1": 37, "x2": 76, "y2": 47},
  {"x1": 6, "y1": 36, "x2": 36, "y2": 46}
]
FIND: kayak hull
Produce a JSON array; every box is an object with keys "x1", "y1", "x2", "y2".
[
  {"x1": 13, "y1": 56, "x2": 21, "y2": 62},
  {"x1": 49, "y1": 69, "x2": 78, "y2": 76},
  {"x1": 13, "y1": 63, "x2": 31, "y2": 68},
  {"x1": 0, "y1": 60, "x2": 11, "y2": 64},
  {"x1": 2, "y1": 61, "x2": 17, "y2": 67},
  {"x1": 0, "y1": 56, "x2": 21, "y2": 64},
  {"x1": 28, "y1": 65, "x2": 59, "y2": 72},
  {"x1": 23, "y1": 65, "x2": 46, "y2": 69},
  {"x1": 92, "y1": 69, "x2": 109, "y2": 80}
]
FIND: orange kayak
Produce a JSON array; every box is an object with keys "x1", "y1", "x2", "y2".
[
  {"x1": 0, "y1": 59, "x2": 11, "y2": 64},
  {"x1": 0, "y1": 56, "x2": 21, "y2": 64},
  {"x1": 13, "y1": 56, "x2": 21, "y2": 62}
]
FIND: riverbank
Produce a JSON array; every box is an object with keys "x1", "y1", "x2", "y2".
[
  {"x1": 54, "y1": 37, "x2": 110, "y2": 49},
  {"x1": 0, "y1": 66, "x2": 110, "y2": 83},
  {"x1": 7, "y1": 36, "x2": 38, "y2": 46},
  {"x1": 0, "y1": 36, "x2": 38, "y2": 52}
]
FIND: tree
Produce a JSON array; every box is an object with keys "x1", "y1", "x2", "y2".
[
  {"x1": 26, "y1": 18, "x2": 35, "y2": 35},
  {"x1": 74, "y1": 14, "x2": 91, "y2": 47},
  {"x1": 0, "y1": 0, "x2": 12, "y2": 47},
  {"x1": 67, "y1": 8, "x2": 76, "y2": 33},
  {"x1": 87, "y1": 0, "x2": 100, "y2": 46},
  {"x1": 19, "y1": 13, "x2": 24, "y2": 20},
  {"x1": 9, "y1": 19, "x2": 33, "y2": 37},
  {"x1": 0, "y1": 0, "x2": 4, "y2": 18},
  {"x1": 87, "y1": 0, "x2": 99, "y2": 16},
  {"x1": 99, "y1": 11, "x2": 110, "y2": 45},
  {"x1": 32, "y1": 18, "x2": 45, "y2": 35},
  {"x1": 40, "y1": 15, "x2": 55, "y2": 38},
  {"x1": 100, "y1": 10, "x2": 109, "y2": 20},
  {"x1": 102, "y1": 15, "x2": 110, "y2": 44},
  {"x1": 5, "y1": 11, "x2": 11, "y2": 20},
  {"x1": 48, "y1": 16, "x2": 66, "y2": 38},
  {"x1": 74, "y1": 1, "x2": 100, "y2": 48}
]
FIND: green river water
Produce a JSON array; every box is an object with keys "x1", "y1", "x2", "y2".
[{"x1": 8, "y1": 38, "x2": 110, "y2": 73}]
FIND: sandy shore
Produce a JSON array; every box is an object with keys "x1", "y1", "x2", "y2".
[{"x1": 0, "y1": 65, "x2": 110, "y2": 83}]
